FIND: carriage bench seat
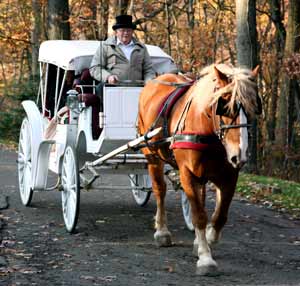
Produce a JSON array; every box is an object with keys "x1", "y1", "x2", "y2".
[{"x1": 78, "y1": 93, "x2": 101, "y2": 139}]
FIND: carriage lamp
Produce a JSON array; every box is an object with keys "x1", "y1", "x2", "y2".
[{"x1": 66, "y1": 89, "x2": 79, "y2": 110}]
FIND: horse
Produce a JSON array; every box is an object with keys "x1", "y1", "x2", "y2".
[{"x1": 137, "y1": 64, "x2": 261, "y2": 275}]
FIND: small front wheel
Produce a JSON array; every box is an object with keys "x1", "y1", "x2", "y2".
[
  {"x1": 18, "y1": 118, "x2": 33, "y2": 206},
  {"x1": 129, "y1": 174, "x2": 152, "y2": 206},
  {"x1": 61, "y1": 146, "x2": 80, "y2": 233},
  {"x1": 181, "y1": 190, "x2": 194, "y2": 231}
]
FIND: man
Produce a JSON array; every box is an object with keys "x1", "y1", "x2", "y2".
[{"x1": 90, "y1": 14, "x2": 155, "y2": 84}]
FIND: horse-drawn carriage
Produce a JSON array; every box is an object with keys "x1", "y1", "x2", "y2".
[
  {"x1": 17, "y1": 40, "x2": 192, "y2": 233},
  {"x1": 18, "y1": 40, "x2": 261, "y2": 275}
]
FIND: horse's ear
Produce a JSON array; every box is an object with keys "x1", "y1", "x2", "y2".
[
  {"x1": 214, "y1": 66, "x2": 228, "y2": 85},
  {"x1": 252, "y1": 65, "x2": 260, "y2": 77}
]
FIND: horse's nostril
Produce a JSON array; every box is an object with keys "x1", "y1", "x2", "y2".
[{"x1": 231, "y1": 156, "x2": 238, "y2": 165}]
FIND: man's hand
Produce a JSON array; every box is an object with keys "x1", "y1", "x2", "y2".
[{"x1": 107, "y1": 75, "x2": 119, "y2": 84}]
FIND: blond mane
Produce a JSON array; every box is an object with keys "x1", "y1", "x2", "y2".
[{"x1": 195, "y1": 64, "x2": 259, "y2": 118}]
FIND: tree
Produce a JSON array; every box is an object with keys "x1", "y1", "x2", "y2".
[
  {"x1": 236, "y1": 0, "x2": 258, "y2": 173},
  {"x1": 276, "y1": 0, "x2": 300, "y2": 173},
  {"x1": 266, "y1": 0, "x2": 285, "y2": 141},
  {"x1": 47, "y1": 0, "x2": 71, "y2": 39},
  {"x1": 96, "y1": 0, "x2": 109, "y2": 40},
  {"x1": 31, "y1": 0, "x2": 42, "y2": 77}
]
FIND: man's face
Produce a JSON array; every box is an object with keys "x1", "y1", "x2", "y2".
[{"x1": 115, "y1": 28, "x2": 133, "y2": 45}]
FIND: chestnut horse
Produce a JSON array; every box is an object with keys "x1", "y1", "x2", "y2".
[{"x1": 138, "y1": 64, "x2": 261, "y2": 275}]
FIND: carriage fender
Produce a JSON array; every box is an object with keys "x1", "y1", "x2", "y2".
[{"x1": 21, "y1": 100, "x2": 44, "y2": 186}]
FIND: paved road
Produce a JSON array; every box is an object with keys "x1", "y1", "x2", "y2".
[{"x1": 0, "y1": 148, "x2": 300, "y2": 286}]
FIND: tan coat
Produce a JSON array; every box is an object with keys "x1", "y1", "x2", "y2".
[{"x1": 90, "y1": 37, "x2": 155, "y2": 83}]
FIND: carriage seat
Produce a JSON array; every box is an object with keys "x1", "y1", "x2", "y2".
[
  {"x1": 73, "y1": 68, "x2": 96, "y2": 94},
  {"x1": 73, "y1": 69, "x2": 101, "y2": 139}
]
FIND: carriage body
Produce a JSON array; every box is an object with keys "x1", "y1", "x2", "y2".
[{"x1": 21, "y1": 40, "x2": 176, "y2": 183}]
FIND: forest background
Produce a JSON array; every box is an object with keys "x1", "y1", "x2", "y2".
[{"x1": 0, "y1": 0, "x2": 299, "y2": 181}]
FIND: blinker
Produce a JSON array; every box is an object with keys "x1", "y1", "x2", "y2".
[{"x1": 216, "y1": 97, "x2": 239, "y2": 118}]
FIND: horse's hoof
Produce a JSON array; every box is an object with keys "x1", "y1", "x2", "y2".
[
  {"x1": 196, "y1": 258, "x2": 218, "y2": 276},
  {"x1": 196, "y1": 264, "x2": 218, "y2": 276},
  {"x1": 154, "y1": 231, "x2": 172, "y2": 247}
]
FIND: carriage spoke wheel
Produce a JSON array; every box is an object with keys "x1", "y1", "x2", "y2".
[
  {"x1": 129, "y1": 174, "x2": 152, "y2": 206},
  {"x1": 61, "y1": 146, "x2": 80, "y2": 233},
  {"x1": 18, "y1": 118, "x2": 33, "y2": 206},
  {"x1": 181, "y1": 190, "x2": 194, "y2": 231}
]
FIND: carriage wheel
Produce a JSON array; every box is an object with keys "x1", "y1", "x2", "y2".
[
  {"x1": 61, "y1": 146, "x2": 80, "y2": 233},
  {"x1": 18, "y1": 118, "x2": 34, "y2": 206},
  {"x1": 129, "y1": 174, "x2": 152, "y2": 206},
  {"x1": 181, "y1": 190, "x2": 194, "y2": 231}
]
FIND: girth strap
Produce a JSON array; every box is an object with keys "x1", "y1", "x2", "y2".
[{"x1": 173, "y1": 133, "x2": 219, "y2": 144}]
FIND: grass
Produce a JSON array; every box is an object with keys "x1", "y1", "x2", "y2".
[{"x1": 237, "y1": 173, "x2": 300, "y2": 219}]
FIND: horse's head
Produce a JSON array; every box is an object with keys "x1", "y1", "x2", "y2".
[{"x1": 212, "y1": 65, "x2": 261, "y2": 169}]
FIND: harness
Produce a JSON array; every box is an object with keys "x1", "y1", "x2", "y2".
[{"x1": 149, "y1": 79, "x2": 194, "y2": 138}]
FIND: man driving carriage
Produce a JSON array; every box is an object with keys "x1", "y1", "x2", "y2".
[{"x1": 89, "y1": 14, "x2": 155, "y2": 85}]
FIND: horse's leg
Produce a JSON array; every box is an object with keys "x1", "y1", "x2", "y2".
[
  {"x1": 206, "y1": 174, "x2": 237, "y2": 246},
  {"x1": 192, "y1": 184, "x2": 206, "y2": 255},
  {"x1": 180, "y1": 167, "x2": 217, "y2": 275},
  {"x1": 148, "y1": 161, "x2": 172, "y2": 247}
]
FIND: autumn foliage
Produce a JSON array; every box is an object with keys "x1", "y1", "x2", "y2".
[{"x1": 0, "y1": 0, "x2": 299, "y2": 180}]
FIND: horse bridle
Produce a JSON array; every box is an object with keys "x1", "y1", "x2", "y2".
[{"x1": 213, "y1": 102, "x2": 252, "y2": 141}]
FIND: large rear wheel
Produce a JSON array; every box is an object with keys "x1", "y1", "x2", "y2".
[
  {"x1": 61, "y1": 146, "x2": 80, "y2": 233},
  {"x1": 18, "y1": 118, "x2": 33, "y2": 206},
  {"x1": 181, "y1": 190, "x2": 194, "y2": 231},
  {"x1": 129, "y1": 174, "x2": 152, "y2": 206}
]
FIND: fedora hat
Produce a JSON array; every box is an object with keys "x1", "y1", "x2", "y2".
[{"x1": 112, "y1": 15, "x2": 136, "y2": 30}]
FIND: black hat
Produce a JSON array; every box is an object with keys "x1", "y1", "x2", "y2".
[{"x1": 112, "y1": 15, "x2": 136, "y2": 30}]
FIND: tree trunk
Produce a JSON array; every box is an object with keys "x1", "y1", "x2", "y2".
[
  {"x1": 165, "y1": 0, "x2": 172, "y2": 56},
  {"x1": 96, "y1": 0, "x2": 109, "y2": 40},
  {"x1": 236, "y1": 0, "x2": 258, "y2": 173},
  {"x1": 276, "y1": 0, "x2": 300, "y2": 173},
  {"x1": 267, "y1": 0, "x2": 285, "y2": 141},
  {"x1": 187, "y1": 0, "x2": 195, "y2": 71},
  {"x1": 47, "y1": 0, "x2": 70, "y2": 40},
  {"x1": 31, "y1": 0, "x2": 42, "y2": 78}
]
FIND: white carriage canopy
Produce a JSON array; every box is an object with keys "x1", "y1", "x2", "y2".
[{"x1": 38, "y1": 40, "x2": 178, "y2": 75}]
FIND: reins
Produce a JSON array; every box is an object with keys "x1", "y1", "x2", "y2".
[{"x1": 150, "y1": 79, "x2": 193, "y2": 87}]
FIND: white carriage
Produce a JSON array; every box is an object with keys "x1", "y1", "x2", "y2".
[{"x1": 17, "y1": 40, "x2": 193, "y2": 233}]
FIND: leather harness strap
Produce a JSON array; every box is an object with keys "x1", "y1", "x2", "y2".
[
  {"x1": 148, "y1": 81, "x2": 194, "y2": 137},
  {"x1": 173, "y1": 133, "x2": 219, "y2": 144}
]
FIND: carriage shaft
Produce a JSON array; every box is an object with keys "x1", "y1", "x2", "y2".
[{"x1": 86, "y1": 127, "x2": 162, "y2": 167}]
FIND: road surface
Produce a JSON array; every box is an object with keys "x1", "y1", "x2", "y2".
[{"x1": 0, "y1": 148, "x2": 299, "y2": 285}]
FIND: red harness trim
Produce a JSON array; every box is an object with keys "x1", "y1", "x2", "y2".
[{"x1": 170, "y1": 141, "x2": 212, "y2": 150}]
